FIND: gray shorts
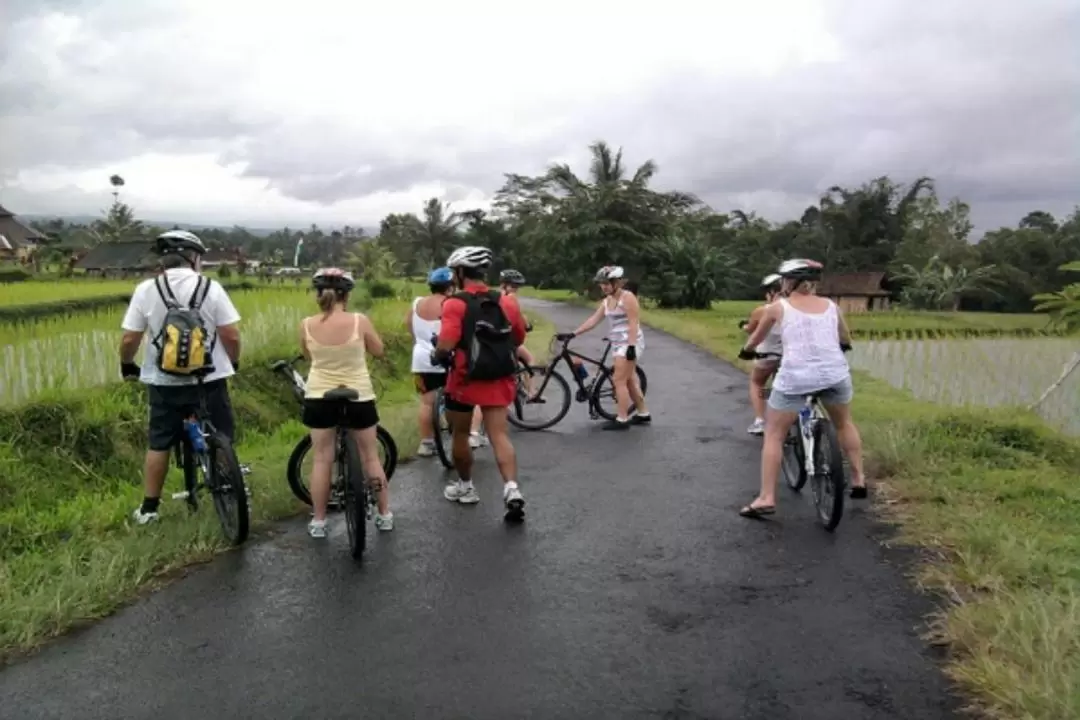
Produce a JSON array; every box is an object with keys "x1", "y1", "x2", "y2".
[{"x1": 767, "y1": 376, "x2": 854, "y2": 413}]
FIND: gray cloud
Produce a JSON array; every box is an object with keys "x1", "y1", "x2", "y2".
[{"x1": 1, "y1": 0, "x2": 1078, "y2": 232}]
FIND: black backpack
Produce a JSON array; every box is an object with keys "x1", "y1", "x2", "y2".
[{"x1": 454, "y1": 290, "x2": 517, "y2": 381}]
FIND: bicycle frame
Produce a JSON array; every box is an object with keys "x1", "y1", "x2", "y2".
[
  {"x1": 171, "y1": 376, "x2": 219, "y2": 510},
  {"x1": 529, "y1": 337, "x2": 617, "y2": 419}
]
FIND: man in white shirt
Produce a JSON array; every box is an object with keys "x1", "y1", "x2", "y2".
[{"x1": 119, "y1": 230, "x2": 243, "y2": 524}]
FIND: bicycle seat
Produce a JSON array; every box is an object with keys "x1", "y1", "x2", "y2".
[{"x1": 323, "y1": 386, "x2": 360, "y2": 401}]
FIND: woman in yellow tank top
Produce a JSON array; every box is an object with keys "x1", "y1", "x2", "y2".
[{"x1": 300, "y1": 268, "x2": 392, "y2": 538}]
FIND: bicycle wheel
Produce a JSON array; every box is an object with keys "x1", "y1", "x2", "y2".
[
  {"x1": 508, "y1": 365, "x2": 572, "y2": 431},
  {"x1": 432, "y1": 389, "x2": 454, "y2": 469},
  {"x1": 341, "y1": 430, "x2": 368, "y2": 559},
  {"x1": 376, "y1": 425, "x2": 398, "y2": 482},
  {"x1": 591, "y1": 365, "x2": 649, "y2": 422},
  {"x1": 810, "y1": 418, "x2": 846, "y2": 532},
  {"x1": 781, "y1": 424, "x2": 807, "y2": 491},
  {"x1": 207, "y1": 432, "x2": 250, "y2": 546},
  {"x1": 286, "y1": 427, "x2": 398, "y2": 507}
]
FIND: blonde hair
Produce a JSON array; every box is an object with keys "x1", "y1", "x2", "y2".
[{"x1": 317, "y1": 288, "x2": 348, "y2": 318}]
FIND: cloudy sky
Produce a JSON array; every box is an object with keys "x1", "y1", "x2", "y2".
[{"x1": 1, "y1": 0, "x2": 1077, "y2": 233}]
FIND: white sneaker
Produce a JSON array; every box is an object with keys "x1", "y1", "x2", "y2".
[
  {"x1": 747, "y1": 418, "x2": 765, "y2": 436},
  {"x1": 416, "y1": 441, "x2": 436, "y2": 457},
  {"x1": 444, "y1": 480, "x2": 480, "y2": 504},
  {"x1": 503, "y1": 484, "x2": 525, "y2": 519},
  {"x1": 308, "y1": 519, "x2": 328, "y2": 538},
  {"x1": 469, "y1": 432, "x2": 488, "y2": 449},
  {"x1": 131, "y1": 507, "x2": 159, "y2": 525},
  {"x1": 374, "y1": 513, "x2": 394, "y2": 531}
]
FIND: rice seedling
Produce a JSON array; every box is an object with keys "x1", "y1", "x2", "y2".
[
  {"x1": 850, "y1": 338, "x2": 1080, "y2": 435},
  {"x1": 0, "y1": 279, "x2": 137, "y2": 306}
]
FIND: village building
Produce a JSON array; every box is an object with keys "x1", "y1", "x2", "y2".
[
  {"x1": 817, "y1": 271, "x2": 892, "y2": 313},
  {"x1": 0, "y1": 205, "x2": 46, "y2": 262},
  {"x1": 72, "y1": 242, "x2": 248, "y2": 278}
]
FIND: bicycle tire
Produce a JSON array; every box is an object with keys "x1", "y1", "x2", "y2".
[
  {"x1": 432, "y1": 389, "x2": 454, "y2": 469},
  {"x1": 507, "y1": 365, "x2": 573, "y2": 431},
  {"x1": 341, "y1": 430, "x2": 368, "y2": 559},
  {"x1": 782, "y1": 424, "x2": 807, "y2": 491},
  {"x1": 286, "y1": 426, "x2": 398, "y2": 507},
  {"x1": 208, "y1": 432, "x2": 250, "y2": 546},
  {"x1": 590, "y1": 365, "x2": 649, "y2": 422},
  {"x1": 181, "y1": 440, "x2": 199, "y2": 512},
  {"x1": 811, "y1": 418, "x2": 846, "y2": 532}
]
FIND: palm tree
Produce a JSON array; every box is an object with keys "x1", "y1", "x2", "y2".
[
  {"x1": 413, "y1": 198, "x2": 467, "y2": 265},
  {"x1": 1032, "y1": 261, "x2": 1080, "y2": 331},
  {"x1": 894, "y1": 255, "x2": 998, "y2": 310}
]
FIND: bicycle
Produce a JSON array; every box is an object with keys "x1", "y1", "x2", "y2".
[
  {"x1": 270, "y1": 355, "x2": 398, "y2": 510},
  {"x1": 167, "y1": 371, "x2": 250, "y2": 546},
  {"x1": 752, "y1": 351, "x2": 845, "y2": 532},
  {"x1": 507, "y1": 334, "x2": 648, "y2": 431}
]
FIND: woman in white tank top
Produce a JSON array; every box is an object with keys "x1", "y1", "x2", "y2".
[
  {"x1": 407, "y1": 268, "x2": 454, "y2": 457},
  {"x1": 567, "y1": 266, "x2": 650, "y2": 430},
  {"x1": 737, "y1": 259, "x2": 867, "y2": 519},
  {"x1": 740, "y1": 273, "x2": 784, "y2": 436}
]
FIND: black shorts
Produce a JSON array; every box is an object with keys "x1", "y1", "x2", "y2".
[
  {"x1": 443, "y1": 395, "x2": 475, "y2": 413},
  {"x1": 302, "y1": 398, "x2": 379, "y2": 430},
  {"x1": 148, "y1": 379, "x2": 235, "y2": 452},
  {"x1": 413, "y1": 372, "x2": 447, "y2": 394}
]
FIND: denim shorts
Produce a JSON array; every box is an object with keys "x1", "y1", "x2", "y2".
[{"x1": 768, "y1": 376, "x2": 854, "y2": 413}]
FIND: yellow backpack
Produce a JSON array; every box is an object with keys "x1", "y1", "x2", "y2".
[{"x1": 152, "y1": 275, "x2": 213, "y2": 376}]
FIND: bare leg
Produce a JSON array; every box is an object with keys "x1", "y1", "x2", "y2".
[
  {"x1": 418, "y1": 390, "x2": 436, "y2": 441},
  {"x1": 612, "y1": 355, "x2": 633, "y2": 421},
  {"x1": 308, "y1": 428, "x2": 336, "y2": 522},
  {"x1": 448, "y1": 409, "x2": 474, "y2": 481},
  {"x1": 743, "y1": 408, "x2": 797, "y2": 514},
  {"x1": 350, "y1": 426, "x2": 390, "y2": 516},
  {"x1": 481, "y1": 406, "x2": 517, "y2": 485},
  {"x1": 628, "y1": 364, "x2": 648, "y2": 415},
  {"x1": 823, "y1": 402, "x2": 866, "y2": 489},
  {"x1": 142, "y1": 450, "x2": 170, "y2": 502}
]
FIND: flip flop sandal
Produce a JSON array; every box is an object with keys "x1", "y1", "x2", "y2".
[{"x1": 739, "y1": 504, "x2": 776, "y2": 519}]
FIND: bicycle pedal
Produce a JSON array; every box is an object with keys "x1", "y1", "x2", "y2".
[{"x1": 171, "y1": 491, "x2": 190, "y2": 501}]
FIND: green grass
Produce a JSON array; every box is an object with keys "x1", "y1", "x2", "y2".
[
  {"x1": 638, "y1": 307, "x2": 1080, "y2": 720},
  {"x1": 0, "y1": 290, "x2": 555, "y2": 661}
]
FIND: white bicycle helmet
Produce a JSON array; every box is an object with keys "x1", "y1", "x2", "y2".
[
  {"x1": 312, "y1": 267, "x2": 356, "y2": 292},
  {"x1": 777, "y1": 258, "x2": 824, "y2": 280},
  {"x1": 446, "y1": 245, "x2": 493, "y2": 269},
  {"x1": 155, "y1": 229, "x2": 206, "y2": 256},
  {"x1": 761, "y1": 273, "x2": 782, "y2": 288},
  {"x1": 594, "y1": 265, "x2": 625, "y2": 282}
]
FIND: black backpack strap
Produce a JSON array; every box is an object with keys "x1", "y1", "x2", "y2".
[
  {"x1": 154, "y1": 275, "x2": 180, "y2": 309},
  {"x1": 188, "y1": 276, "x2": 211, "y2": 310},
  {"x1": 452, "y1": 291, "x2": 477, "y2": 350}
]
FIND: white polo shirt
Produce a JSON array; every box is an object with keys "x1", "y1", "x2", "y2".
[{"x1": 121, "y1": 268, "x2": 242, "y2": 386}]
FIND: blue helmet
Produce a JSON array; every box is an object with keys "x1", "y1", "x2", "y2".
[{"x1": 428, "y1": 267, "x2": 453, "y2": 285}]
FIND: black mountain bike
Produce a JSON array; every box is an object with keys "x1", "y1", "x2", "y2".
[
  {"x1": 168, "y1": 372, "x2": 250, "y2": 545},
  {"x1": 507, "y1": 335, "x2": 648, "y2": 431},
  {"x1": 752, "y1": 351, "x2": 846, "y2": 531},
  {"x1": 271, "y1": 356, "x2": 398, "y2": 510}
]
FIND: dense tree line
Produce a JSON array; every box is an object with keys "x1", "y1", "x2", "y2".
[{"x1": 26, "y1": 142, "x2": 1080, "y2": 313}]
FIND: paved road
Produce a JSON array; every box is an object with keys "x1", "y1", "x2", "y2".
[{"x1": 0, "y1": 300, "x2": 960, "y2": 720}]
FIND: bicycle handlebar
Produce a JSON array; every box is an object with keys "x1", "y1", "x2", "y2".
[{"x1": 746, "y1": 344, "x2": 852, "y2": 361}]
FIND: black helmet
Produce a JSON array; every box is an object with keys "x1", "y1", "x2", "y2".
[
  {"x1": 312, "y1": 267, "x2": 356, "y2": 293},
  {"x1": 155, "y1": 230, "x2": 206, "y2": 256},
  {"x1": 500, "y1": 269, "x2": 526, "y2": 285}
]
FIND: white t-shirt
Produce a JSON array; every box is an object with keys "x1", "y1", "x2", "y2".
[{"x1": 121, "y1": 268, "x2": 242, "y2": 386}]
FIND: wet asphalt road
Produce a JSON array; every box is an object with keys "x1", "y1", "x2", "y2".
[{"x1": 0, "y1": 299, "x2": 961, "y2": 720}]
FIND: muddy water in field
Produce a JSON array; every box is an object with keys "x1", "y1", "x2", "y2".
[{"x1": 850, "y1": 337, "x2": 1080, "y2": 434}]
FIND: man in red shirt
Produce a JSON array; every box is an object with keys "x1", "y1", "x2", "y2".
[{"x1": 433, "y1": 245, "x2": 528, "y2": 520}]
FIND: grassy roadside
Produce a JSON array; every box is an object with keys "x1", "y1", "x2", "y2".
[
  {"x1": 639, "y1": 308, "x2": 1080, "y2": 720},
  {"x1": 0, "y1": 297, "x2": 555, "y2": 663}
]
